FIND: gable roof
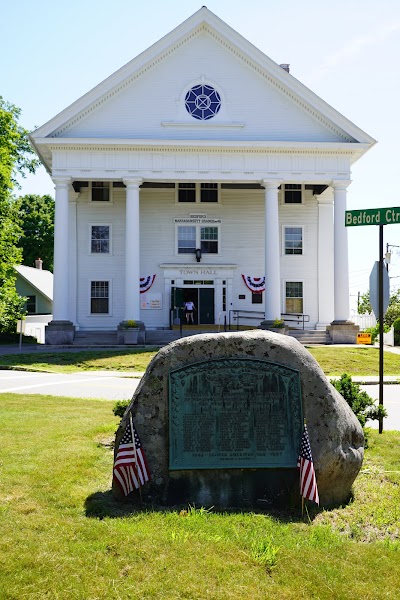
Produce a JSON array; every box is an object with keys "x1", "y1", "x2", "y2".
[
  {"x1": 31, "y1": 7, "x2": 375, "y2": 161},
  {"x1": 15, "y1": 266, "x2": 53, "y2": 302}
]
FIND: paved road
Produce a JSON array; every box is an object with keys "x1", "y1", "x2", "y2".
[
  {"x1": 0, "y1": 370, "x2": 399, "y2": 431},
  {"x1": 0, "y1": 370, "x2": 140, "y2": 401},
  {"x1": 361, "y1": 384, "x2": 400, "y2": 431}
]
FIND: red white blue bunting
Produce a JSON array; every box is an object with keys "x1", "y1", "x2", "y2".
[
  {"x1": 241, "y1": 275, "x2": 265, "y2": 293},
  {"x1": 140, "y1": 275, "x2": 156, "y2": 294}
]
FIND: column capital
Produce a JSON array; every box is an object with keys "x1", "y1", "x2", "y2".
[
  {"x1": 331, "y1": 180, "x2": 352, "y2": 191},
  {"x1": 69, "y1": 192, "x2": 80, "y2": 202},
  {"x1": 261, "y1": 179, "x2": 282, "y2": 190},
  {"x1": 123, "y1": 177, "x2": 143, "y2": 189},
  {"x1": 52, "y1": 177, "x2": 71, "y2": 188},
  {"x1": 318, "y1": 194, "x2": 334, "y2": 206}
]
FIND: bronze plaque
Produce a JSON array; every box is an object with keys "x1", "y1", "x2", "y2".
[{"x1": 169, "y1": 358, "x2": 302, "y2": 470}]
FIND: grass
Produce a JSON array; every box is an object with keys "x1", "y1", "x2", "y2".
[
  {"x1": 308, "y1": 346, "x2": 400, "y2": 376},
  {"x1": 0, "y1": 345, "x2": 400, "y2": 377},
  {"x1": 0, "y1": 349, "x2": 158, "y2": 374},
  {"x1": 0, "y1": 393, "x2": 399, "y2": 599}
]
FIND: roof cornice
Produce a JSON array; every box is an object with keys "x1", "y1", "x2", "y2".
[{"x1": 30, "y1": 7, "x2": 376, "y2": 149}]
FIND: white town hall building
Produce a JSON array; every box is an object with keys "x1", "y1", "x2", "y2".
[{"x1": 30, "y1": 7, "x2": 375, "y2": 344}]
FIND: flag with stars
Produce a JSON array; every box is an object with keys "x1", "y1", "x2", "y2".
[
  {"x1": 113, "y1": 415, "x2": 150, "y2": 496},
  {"x1": 297, "y1": 424, "x2": 319, "y2": 505}
]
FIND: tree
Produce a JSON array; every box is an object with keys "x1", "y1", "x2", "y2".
[
  {"x1": 0, "y1": 97, "x2": 39, "y2": 333},
  {"x1": 358, "y1": 288, "x2": 400, "y2": 327},
  {"x1": 357, "y1": 291, "x2": 372, "y2": 315},
  {"x1": 15, "y1": 194, "x2": 55, "y2": 271}
]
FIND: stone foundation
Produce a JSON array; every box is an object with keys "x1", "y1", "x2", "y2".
[
  {"x1": 327, "y1": 321, "x2": 359, "y2": 344},
  {"x1": 45, "y1": 320, "x2": 75, "y2": 345}
]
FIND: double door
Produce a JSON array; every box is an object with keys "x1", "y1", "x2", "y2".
[{"x1": 172, "y1": 287, "x2": 215, "y2": 324}]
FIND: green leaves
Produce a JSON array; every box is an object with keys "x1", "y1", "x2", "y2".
[
  {"x1": 0, "y1": 96, "x2": 39, "y2": 333},
  {"x1": 14, "y1": 194, "x2": 55, "y2": 271}
]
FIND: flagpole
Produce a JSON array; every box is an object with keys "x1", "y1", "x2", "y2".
[{"x1": 129, "y1": 412, "x2": 143, "y2": 503}]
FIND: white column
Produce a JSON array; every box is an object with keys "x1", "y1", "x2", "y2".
[
  {"x1": 123, "y1": 178, "x2": 142, "y2": 320},
  {"x1": 317, "y1": 190, "x2": 334, "y2": 328},
  {"x1": 263, "y1": 180, "x2": 282, "y2": 321},
  {"x1": 52, "y1": 177, "x2": 71, "y2": 321},
  {"x1": 68, "y1": 193, "x2": 79, "y2": 326},
  {"x1": 333, "y1": 180, "x2": 351, "y2": 322}
]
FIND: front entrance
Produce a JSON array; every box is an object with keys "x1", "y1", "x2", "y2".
[{"x1": 171, "y1": 287, "x2": 215, "y2": 325}]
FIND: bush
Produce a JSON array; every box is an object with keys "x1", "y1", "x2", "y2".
[
  {"x1": 331, "y1": 373, "x2": 387, "y2": 443},
  {"x1": 0, "y1": 332, "x2": 37, "y2": 344},
  {"x1": 364, "y1": 322, "x2": 390, "y2": 343},
  {"x1": 393, "y1": 318, "x2": 400, "y2": 346},
  {"x1": 113, "y1": 399, "x2": 129, "y2": 418}
]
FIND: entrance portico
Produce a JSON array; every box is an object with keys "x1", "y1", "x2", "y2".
[{"x1": 47, "y1": 164, "x2": 354, "y2": 342}]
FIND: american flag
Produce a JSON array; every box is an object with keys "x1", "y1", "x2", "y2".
[
  {"x1": 297, "y1": 424, "x2": 319, "y2": 505},
  {"x1": 113, "y1": 414, "x2": 150, "y2": 496}
]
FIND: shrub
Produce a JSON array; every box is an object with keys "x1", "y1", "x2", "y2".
[
  {"x1": 331, "y1": 374, "x2": 387, "y2": 444},
  {"x1": 393, "y1": 318, "x2": 400, "y2": 346},
  {"x1": 364, "y1": 322, "x2": 390, "y2": 343},
  {"x1": 272, "y1": 318, "x2": 285, "y2": 328},
  {"x1": 113, "y1": 399, "x2": 129, "y2": 418}
]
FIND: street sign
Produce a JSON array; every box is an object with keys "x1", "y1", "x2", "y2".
[
  {"x1": 345, "y1": 207, "x2": 400, "y2": 227},
  {"x1": 369, "y1": 261, "x2": 390, "y2": 318}
]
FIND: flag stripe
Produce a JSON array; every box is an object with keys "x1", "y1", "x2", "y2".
[
  {"x1": 298, "y1": 425, "x2": 319, "y2": 505},
  {"x1": 113, "y1": 417, "x2": 150, "y2": 496}
]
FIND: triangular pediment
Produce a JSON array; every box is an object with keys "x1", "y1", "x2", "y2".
[{"x1": 31, "y1": 8, "x2": 375, "y2": 155}]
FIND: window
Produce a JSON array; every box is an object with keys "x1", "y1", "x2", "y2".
[
  {"x1": 252, "y1": 292, "x2": 263, "y2": 304},
  {"x1": 201, "y1": 183, "x2": 218, "y2": 203},
  {"x1": 284, "y1": 227, "x2": 303, "y2": 255},
  {"x1": 91, "y1": 182, "x2": 111, "y2": 202},
  {"x1": 178, "y1": 226, "x2": 196, "y2": 253},
  {"x1": 26, "y1": 295, "x2": 36, "y2": 314},
  {"x1": 201, "y1": 227, "x2": 218, "y2": 253},
  {"x1": 91, "y1": 225, "x2": 110, "y2": 253},
  {"x1": 178, "y1": 183, "x2": 196, "y2": 203},
  {"x1": 286, "y1": 282, "x2": 303, "y2": 313},
  {"x1": 91, "y1": 281, "x2": 109, "y2": 314},
  {"x1": 284, "y1": 184, "x2": 302, "y2": 204},
  {"x1": 177, "y1": 225, "x2": 219, "y2": 254},
  {"x1": 185, "y1": 84, "x2": 221, "y2": 120},
  {"x1": 177, "y1": 182, "x2": 220, "y2": 203}
]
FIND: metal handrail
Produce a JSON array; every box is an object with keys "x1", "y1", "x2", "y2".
[
  {"x1": 228, "y1": 309, "x2": 265, "y2": 330},
  {"x1": 281, "y1": 313, "x2": 310, "y2": 330},
  {"x1": 228, "y1": 309, "x2": 310, "y2": 330}
]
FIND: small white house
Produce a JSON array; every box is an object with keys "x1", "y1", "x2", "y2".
[
  {"x1": 15, "y1": 263, "x2": 53, "y2": 343},
  {"x1": 29, "y1": 7, "x2": 375, "y2": 344}
]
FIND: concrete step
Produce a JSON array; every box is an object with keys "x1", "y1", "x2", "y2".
[
  {"x1": 289, "y1": 330, "x2": 329, "y2": 345},
  {"x1": 145, "y1": 330, "x2": 180, "y2": 345},
  {"x1": 74, "y1": 331, "x2": 118, "y2": 345}
]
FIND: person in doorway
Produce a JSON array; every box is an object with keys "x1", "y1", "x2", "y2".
[{"x1": 184, "y1": 299, "x2": 196, "y2": 324}]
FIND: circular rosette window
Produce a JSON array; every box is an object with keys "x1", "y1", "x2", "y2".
[{"x1": 185, "y1": 84, "x2": 221, "y2": 120}]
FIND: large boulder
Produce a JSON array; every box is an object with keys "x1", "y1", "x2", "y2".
[{"x1": 113, "y1": 331, "x2": 364, "y2": 507}]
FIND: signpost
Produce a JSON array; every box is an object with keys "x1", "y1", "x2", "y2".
[{"x1": 345, "y1": 206, "x2": 400, "y2": 433}]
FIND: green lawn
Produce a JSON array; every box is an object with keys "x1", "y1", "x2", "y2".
[
  {"x1": 0, "y1": 345, "x2": 399, "y2": 377},
  {"x1": 0, "y1": 393, "x2": 399, "y2": 599},
  {"x1": 0, "y1": 348, "x2": 158, "y2": 374}
]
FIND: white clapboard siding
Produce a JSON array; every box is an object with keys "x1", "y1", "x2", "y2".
[
  {"x1": 74, "y1": 186, "x2": 320, "y2": 330},
  {"x1": 62, "y1": 32, "x2": 343, "y2": 143}
]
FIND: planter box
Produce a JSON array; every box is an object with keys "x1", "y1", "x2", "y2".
[{"x1": 123, "y1": 328, "x2": 139, "y2": 345}]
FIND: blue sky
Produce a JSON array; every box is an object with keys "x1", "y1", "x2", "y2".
[{"x1": 2, "y1": 0, "x2": 400, "y2": 306}]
